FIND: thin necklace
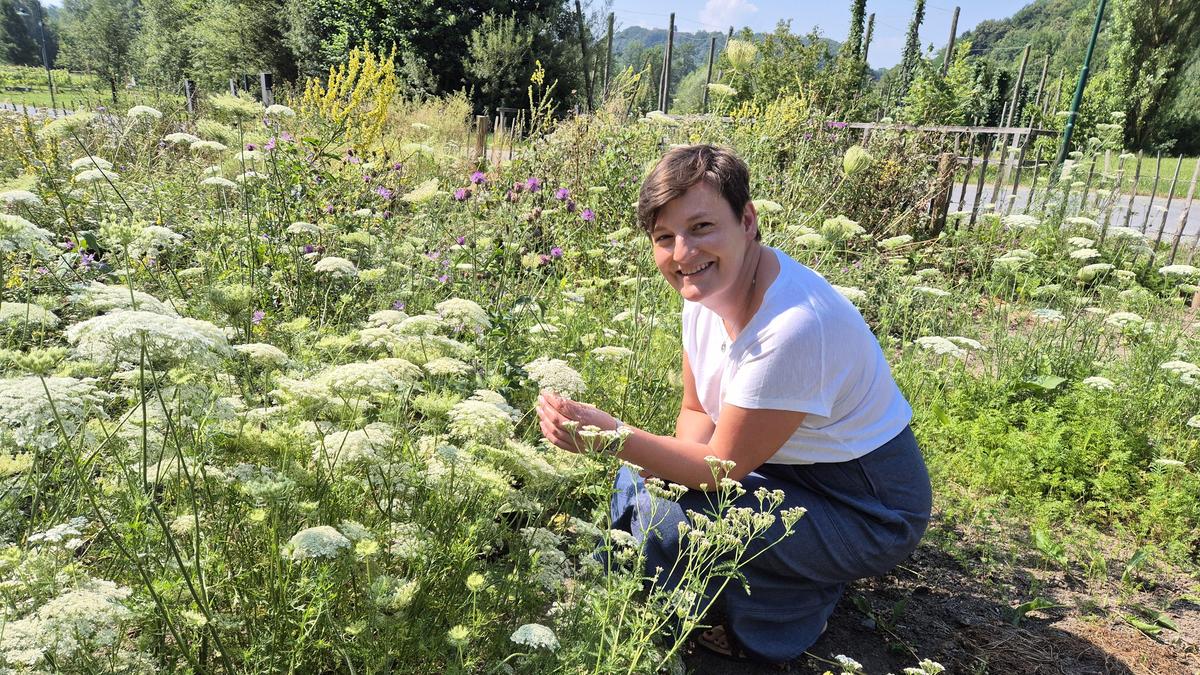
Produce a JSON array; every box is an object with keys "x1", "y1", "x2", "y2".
[{"x1": 721, "y1": 249, "x2": 764, "y2": 353}]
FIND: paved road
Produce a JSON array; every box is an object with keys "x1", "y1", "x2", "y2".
[
  {"x1": 0, "y1": 101, "x2": 75, "y2": 118},
  {"x1": 955, "y1": 182, "x2": 1200, "y2": 241}
]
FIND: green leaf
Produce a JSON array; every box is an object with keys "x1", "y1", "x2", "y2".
[
  {"x1": 1018, "y1": 375, "x2": 1067, "y2": 393},
  {"x1": 931, "y1": 401, "x2": 950, "y2": 426},
  {"x1": 1123, "y1": 615, "x2": 1162, "y2": 637},
  {"x1": 1121, "y1": 546, "x2": 1151, "y2": 584},
  {"x1": 1010, "y1": 597, "x2": 1059, "y2": 626},
  {"x1": 1128, "y1": 603, "x2": 1178, "y2": 631}
]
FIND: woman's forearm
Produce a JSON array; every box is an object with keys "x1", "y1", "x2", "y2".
[
  {"x1": 675, "y1": 407, "x2": 716, "y2": 444},
  {"x1": 616, "y1": 425, "x2": 728, "y2": 490}
]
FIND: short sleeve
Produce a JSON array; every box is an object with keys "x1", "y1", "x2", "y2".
[{"x1": 722, "y1": 308, "x2": 852, "y2": 418}]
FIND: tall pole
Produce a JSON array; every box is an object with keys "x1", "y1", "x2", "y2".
[
  {"x1": 1056, "y1": 0, "x2": 1107, "y2": 168},
  {"x1": 941, "y1": 7, "x2": 960, "y2": 76},
  {"x1": 602, "y1": 12, "x2": 614, "y2": 98},
  {"x1": 1005, "y1": 44, "x2": 1031, "y2": 128},
  {"x1": 861, "y1": 13, "x2": 875, "y2": 80},
  {"x1": 574, "y1": 0, "x2": 594, "y2": 111},
  {"x1": 662, "y1": 13, "x2": 675, "y2": 113},
  {"x1": 16, "y1": 4, "x2": 55, "y2": 112},
  {"x1": 703, "y1": 36, "x2": 717, "y2": 113},
  {"x1": 1032, "y1": 54, "x2": 1050, "y2": 111}
]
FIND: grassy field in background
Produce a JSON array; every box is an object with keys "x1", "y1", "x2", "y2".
[{"x1": 953, "y1": 154, "x2": 1199, "y2": 199}]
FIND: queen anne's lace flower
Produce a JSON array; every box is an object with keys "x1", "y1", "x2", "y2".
[
  {"x1": 590, "y1": 345, "x2": 634, "y2": 362},
  {"x1": 1104, "y1": 311, "x2": 1143, "y2": 327},
  {"x1": 163, "y1": 132, "x2": 201, "y2": 145},
  {"x1": 1077, "y1": 263, "x2": 1114, "y2": 282},
  {"x1": 70, "y1": 281, "x2": 179, "y2": 316},
  {"x1": 314, "y1": 256, "x2": 359, "y2": 278},
  {"x1": 1002, "y1": 214, "x2": 1040, "y2": 229},
  {"x1": 1159, "y1": 264, "x2": 1199, "y2": 277},
  {"x1": 201, "y1": 176, "x2": 238, "y2": 189},
  {"x1": 436, "y1": 298, "x2": 490, "y2": 332},
  {"x1": 287, "y1": 221, "x2": 320, "y2": 235},
  {"x1": 1082, "y1": 376, "x2": 1115, "y2": 390},
  {"x1": 401, "y1": 178, "x2": 440, "y2": 203},
  {"x1": 833, "y1": 285, "x2": 867, "y2": 304},
  {"x1": 232, "y1": 342, "x2": 289, "y2": 367},
  {"x1": 282, "y1": 525, "x2": 351, "y2": 560},
  {"x1": 127, "y1": 224, "x2": 184, "y2": 260},
  {"x1": 448, "y1": 392, "x2": 518, "y2": 445},
  {"x1": 265, "y1": 104, "x2": 296, "y2": 117},
  {"x1": 510, "y1": 623, "x2": 560, "y2": 651},
  {"x1": 0, "y1": 578, "x2": 136, "y2": 668},
  {"x1": 914, "y1": 336, "x2": 967, "y2": 358},
  {"x1": 127, "y1": 105, "x2": 163, "y2": 120},
  {"x1": 0, "y1": 189, "x2": 41, "y2": 206},
  {"x1": 524, "y1": 357, "x2": 586, "y2": 398},
  {"x1": 315, "y1": 422, "x2": 394, "y2": 470},
  {"x1": 74, "y1": 168, "x2": 120, "y2": 184},
  {"x1": 367, "y1": 309, "x2": 408, "y2": 327},
  {"x1": 65, "y1": 310, "x2": 229, "y2": 368},
  {"x1": 1031, "y1": 308, "x2": 1065, "y2": 322},
  {"x1": 0, "y1": 213, "x2": 54, "y2": 257},
  {"x1": 70, "y1": 156, "x2": 112, "y2": 171},
  {"x1": 424, "y1": 356, "x2": 472, "y2": 376},
  {"x1": 0, "y1": 376, "x2": 106, "y2": 450},
  {"x1": 191, "y1": 140, "x2": 228, "y2": 154},
  {"x1": 0, "y1": 302, "x2": 59, "y2": 328}
]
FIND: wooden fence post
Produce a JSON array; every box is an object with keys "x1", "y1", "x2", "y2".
[
  {"x1": 1121, "y1": 150, "x2": 1143, "y2": 228},
  {"x1": 473, "y1": 115, "x2": 489, "y2": 162},
  {"x1": 703, "y1": 36, "x2": 717, "y2": 113},
  {"x1": 970, "y1": 135, "x2": 994, "y2": 226},
  {"x1": 573, "y1": 0, "x2": 594, "y2": 111},
  {"x1": 259, "y1": 72, "x2": 273, "y2": 107},
  {"x1": 941, "y1": 7, "x2": 960, "y2": 77},
  {"x1": 1141, "y1": 152, "x2": 1163, "y2": 232},
  {"x1": 930, "y1": 152, "x2": 956, "y2": 236},
  {"x1": 662, "y1": 13, "x2": 675, "y2": 113},
  {"x1": 1152, "y1": 155, "x2": 1185, "y2": 251},
  {"x1": 1168, "y1": 159, "x2": 1200, "y2": 264}
]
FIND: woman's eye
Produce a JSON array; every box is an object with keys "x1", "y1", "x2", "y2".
[
  {"x1": 655, "y1": 234, "x2": 672, "y2": 243},
  {"x1": 693, "y1": 222, "x2": 711, "y2": 231}
]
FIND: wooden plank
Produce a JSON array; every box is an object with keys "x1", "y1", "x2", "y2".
[
  {"x1": 1140, "y1": 151, "x2": 1163, "y2": 232},
  {"x1": 1121, "y1": 150, "x2": 1143, "y2": 228},
  {"x1": 970, "y1": 135, "x2": 994, "y2": 226},
  {"x1": 1152, "y1": 155, "x2": 1185, "y2": 251},
  {"x1": 1168, "y1": 158, "x2": 1200, "y2": 265}
]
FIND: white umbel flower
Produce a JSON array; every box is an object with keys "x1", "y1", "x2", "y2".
[
  {"x1": 1104, "y1": 311, "x2": 1143, "y2": 327},
  {"x1": 448, "y1": 396, "x2": 516, "y2": 445},
  {"x1": 590, "y1": 345, "x2": 634, "y2": 362},
  {"x1": 423, "y1": 356, "x2": 472, "y2": 377},
  {"x1": 0, "y1": 189, "x2": 41, "y2": 206},
  {"x1": 0, "y1": 578, "x2": 134, "y2": 668},
  {"x1": 74, "y1": 168, "x2": 120, "y2": 184},
  {"x1": 282, "y1": 525, "x2": 351, "y2": 561},
  {"x1": 201, "y1": 176, "x2": 238, "y2": 189},
  {"x1": 127, "y1": 105, "x2": 163, "y2": 120},
  {"x1": 510, "y1": 623, "x2": 559, "y2": 651},
  {"x1": 0, "y1": 213, "x2": 55, "y2": 257},
  {"x1": 524, "y1": 356, "x2": 586, "y2": 398},
  {"x1": 287, "y1": 221, "x2": 320, "y2": 235},
  {"x1": 163, "y1": 132, "x2": 201, "y2": 145},
  {"x1": 70, "y1": 281, "x2": 179, "y2": 316},
  {"x1": 232, "y1": 342, "x2": 289, "y2": 367},
  {"x1": 314, "y1": 256, "x2": 359, "y2": 278},
  {"x1": 436, "y1": 297, "x2": 490, "y2": 332},
  {"x1": 1082, "y1": 376, "x2": 1115, "y2": 390},
  {"x1": 1159, "y1": 264, "x2": 1199, "y2": 277},
  {"x1": 0, "y1": 302, "x2": 59, "y2": 328},
  {"x1": 127, "y1": 224, "x2": 184, "y2": 260},
  {"x1": 914, "y1": 336, "x2": 966, "y2": 358},
  {"x1": 0, "y1": 376, "x2": 106, "y2": 450},
  {"x1": 367, "y1": 309, "x2": 408, "y2": 327},
  {"x1": 265, "y1": 104, "x2": 296, "y2": 117},
  {"x1": 70, "y1": 156, "x2": 112, "y2": 171},
  {"x1": 1002, "y1": 214, "x2": 1040, "y2": 229},
  {"x1": 833, "y1": 285, "x2": 867, "y2": 304},
  {"x1": 65, "y1": 310, "x2": 229, "y2": 368},
  {"x1": 316, "y1": 422, "x2": 395, "y2": 470},
  {"x1": 190, "y1": 139, "x2": 228, "y2": 154}
]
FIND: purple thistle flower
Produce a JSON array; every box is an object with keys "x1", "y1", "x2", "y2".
[
  {"x1": 322, "y1": 203, "x2": 334, "y2": 214},
  {"x1": 280, "y1": 131, "x2": 294, "y2": 142},
  {"x1": 505, "y1": 190, "x2": 517, "y2": 202},
  {"x1": 264, "y1": 137, "x2": 276, "y2": 151},
  {"x1": 79, "y1": 251, "x2": 95, "y2": 269},
  {"x1": 245, "y1": 143, "x2": 257, "y2": 151},
  {"x1": 454, "y1": 187, "x2": 471, "y2": 201},
  {"x1": 525, "y1": 176, "x2": 542, "y2": 192},
  {"x1": 363, "y1": 174, "x2": 373, "y2": 183},
  {"x1": 550, "y1": 246, "x2": 563, "y2": 259},
  {"x1": 554, "y1": 187, "x2": 570, "y2": 200},
  {"x1": 539, "y1": 254, "x2": 551, "y2": 265},
  {"x1": 470, "y1": 171, "x2": 487, "y2": 185},
  {"x1": 438, "y1": 274, "x2": 449, "y2": 283},
  {"x1": 456, "y1": 236, "x2": 466, "y2": 245},
  {"x1": 392, "y1": 162, "x2": 404, "y2": 171},
  {"x1": 392, "y1": 300, "x2": 406, "y2": 310},
  {"x1": 826, "y1": 120, "x2": 848, "y2": 129},
  {"x1": 375, "y1": 185, "x2": 394, "y2": 200},
  {"x1": 566, "y1": 199, "x2": 577, "y2": 213},
  {"x1": 382, "y1": 210, "x2": 393, "y2": 219},
  {"x1": 252, "y1": 310, "x2": 265, "y2": 324},
  {"x1": 302, "y1": 244, "x2": 316, "y2": 254},
  {"x1": 580, "y1": 208, "x2": 595, "y2": 222},
  {"x1": 59, "y1": 239, "x2": 76, "y2": 251}
]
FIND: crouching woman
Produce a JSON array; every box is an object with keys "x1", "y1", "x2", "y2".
[{"x1": 535, "y1": 144, "x2": 931, "y2": 665}]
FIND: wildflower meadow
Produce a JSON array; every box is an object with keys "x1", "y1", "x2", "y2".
[{"x1": 1, "y1": 51, "x2": 1198, "y2": 674}]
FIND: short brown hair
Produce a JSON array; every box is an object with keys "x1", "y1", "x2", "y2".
[{"x1": 636, "y1": 144, "x2": 757, "y2": 240}]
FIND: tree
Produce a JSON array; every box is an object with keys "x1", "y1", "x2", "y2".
[
  {"x1": 466, "y1": 12, "x2": 535, "y2": 110},
  {"x1": 59, "y1": 0, "x2": 138, "y2": 102},
  {"x1": 1, "y1": 0, "x2": 40, "y2": 66},
  {"x1": 136, "y1": 0, "x2": 196, "y2": 89},
  {"x1": 1108, "y1": 0, "x2": 1200, "y2": 148},
  {"x1": 843, "y1": 0, "x2": 866, "y2": 64},
  {"x1": 896, "y1": 0, "x2": 926, "y2": 101}
]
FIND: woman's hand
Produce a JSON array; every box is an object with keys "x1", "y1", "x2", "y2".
[{"x1": 535, "y1": 390, "x2": 618, "y2": 454}]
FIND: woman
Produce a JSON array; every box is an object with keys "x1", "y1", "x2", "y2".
[{"x1": 535, "y1": 144, "x2": 931, "y2": 665}]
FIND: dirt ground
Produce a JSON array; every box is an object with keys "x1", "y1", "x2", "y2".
[{"x1": 682, "y1": 514, "x2": 1200, "y2": 675}]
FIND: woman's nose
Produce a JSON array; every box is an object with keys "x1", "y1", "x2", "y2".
[{"x1": 672, "y1": 235, "x2": 693, "y2": 261}]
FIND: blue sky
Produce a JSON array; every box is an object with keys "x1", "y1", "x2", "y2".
[{"x1": 610, "y1": 0, "x2": 1033, "y2": 68}]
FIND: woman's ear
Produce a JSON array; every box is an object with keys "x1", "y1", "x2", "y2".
[{"x1": 742, "y1": 201, "x2": 759, "y2": 240}]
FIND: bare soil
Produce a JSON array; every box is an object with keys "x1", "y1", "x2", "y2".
[{"x1": 682, "y1": 513, "x2": 1200, "y2": 675}]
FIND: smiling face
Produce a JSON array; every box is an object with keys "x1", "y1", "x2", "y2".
[{"x1": 649, "y1": 178, "x2": 758, "y2": 305}]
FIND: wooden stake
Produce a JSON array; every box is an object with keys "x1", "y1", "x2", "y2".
[
  {"x1": 703, "y1": 36, "x2": 717, "y2": 113},
  {"x1": 970, "y1": 136, "x2": 994, "y2": 226},
  {"x1": 1141, "y1": 151, "x2": 1163, "y2": 232},
  {"x1": 1152, "y1": 155, "x2": 1185, "y2": 251},
  {"x1": 931, "y1": 152, "x2": 956, "y2": 236},
  {"x1": 473, "y1": 115, "x2": 489, "y2": 162},
  {"x1": 1121, "y1": 150, "x2": 1143, "y2": 228},
  {"x1": 1168, "y1": 158, "x2": 1200, "y2": 265},
  {"x1": 662, "y1": 13, "x2": 675, "y2": 113},
  {"x1": 1026, "y1": 146, "x2": 1043, "y2": 209},
  {"x1": 941, "y1": 7, "x2": 960, "y2": 77},
  {"x1": 574, "y1": 0, "x2": 594, "y2": 111},
  {"x1": 1005, "y1": 44, "x2": 1031, "y2": 127},
  {"x1": 603, "y1": 13, "x2": 614, "y2": 98},
  {"x1": 957, "y1": 133, "x2": 976, "y2": 210},
  {"x1": 1032, "y1": 54, "x2": 1049, "y2": 111}
]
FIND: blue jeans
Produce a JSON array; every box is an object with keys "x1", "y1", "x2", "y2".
[{"x1": 608, "y1": 425, "x2": 931, "y2": 662}]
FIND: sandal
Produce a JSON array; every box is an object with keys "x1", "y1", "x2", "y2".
[{"x1": 694, "y1": 621, "x2": 828, "y2": 669}]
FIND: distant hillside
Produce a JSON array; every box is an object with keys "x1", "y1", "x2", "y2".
[
  {"x1": 958, "y1": 0, "x2": 1115, "y2": 77},
  {"x1": 611, "y1": 25, "x2": 850, "y2": 77}
]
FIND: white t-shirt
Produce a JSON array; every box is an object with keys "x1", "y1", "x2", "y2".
[{"x1": 682, "y1": 247, "x2": 912, "y2": 464}]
